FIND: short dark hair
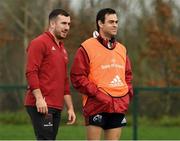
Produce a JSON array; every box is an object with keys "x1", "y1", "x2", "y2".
[
  {"x1": 49, "y1": 9, "x2": 69, "y2": 22},
  {"x1": 96, "y1": 8, "x2": 116, "y2": 31}
]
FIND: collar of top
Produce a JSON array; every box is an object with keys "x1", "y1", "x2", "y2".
[
  {"x1": 93, "y1": 31, "x2": 116, "y2": 50},
  {"x1": 45, "y1": 31, "x2": 64, "y2": 47}
]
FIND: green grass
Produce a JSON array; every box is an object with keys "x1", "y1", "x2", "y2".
[
  {"x1": 138, "y1": 126, "x2": 180, "y2": 140},
  {"x1": 0, "y1": 123, "x2": 180, "y2": 140},
  {"x1": 0, "y1": 124, "x2": 35, "y2": 140},
  {"x1": 0, "y1": 111, "x2": 180, "y2": 140}
]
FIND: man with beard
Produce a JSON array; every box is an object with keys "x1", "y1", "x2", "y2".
[
  {"x1": 24, "y1": 9, "x2": 76, "y2": 140},
  {"x1": 70, "y1": 8, "x2": 133, "y2": 140}
]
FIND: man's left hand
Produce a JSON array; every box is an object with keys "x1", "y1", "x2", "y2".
[{"x1": 67, "y1": 109, "x2": 76, "y2": 125}]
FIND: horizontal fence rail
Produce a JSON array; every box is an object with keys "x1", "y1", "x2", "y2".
[{"x1": 0, "y1": 85, "x2": 27, "y2": 90}]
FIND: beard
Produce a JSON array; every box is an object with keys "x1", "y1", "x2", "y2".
[
  {"x1": 54, "y1": 31, "x2": 64, "y2": 39},
  {"x1": 55, "y1": 34, "x2": 64, "y2": 40},
  {"x1": 53, "y1": 30, "x2": 66, "y2": 40},
  {"x1": 104, "y1": 32, "x2": 116, "y2": 39}
]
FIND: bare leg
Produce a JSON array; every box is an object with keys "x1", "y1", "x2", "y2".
[
  {"x1": 104, "y1": 127, "x2": 122, "y2": 140},
  {"x1": 86, "y1": 125, "x2": 102, "y2": 140}
]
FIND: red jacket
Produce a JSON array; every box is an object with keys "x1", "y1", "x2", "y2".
[
  {"x1": 24, "y1": 32, "x2": 70, "y2": 110},
  {"x1": 70, "y1": 39, "x2": 133, "y2": 117}
]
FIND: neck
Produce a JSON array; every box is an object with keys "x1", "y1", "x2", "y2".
[
  {"x1": 99, "y1": 30, "x2": 111, "y2": 40},
  {"x1": 49, "y1": 28, "x2": 61, "y2": 45}
]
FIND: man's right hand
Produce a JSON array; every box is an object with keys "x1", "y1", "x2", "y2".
[
  {"x1": 32, "y1": 89, "x2": 48, "y2": 114},
  {"x1": 36, "y1": 97, "x2": 48, "y2": 114}
]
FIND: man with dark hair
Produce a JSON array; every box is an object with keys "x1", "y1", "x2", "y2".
[
  {"x1": 24, "y1": 9, "x2": 76, "y2": 140},
  {"x1": 71, "y1": 8, "x2": 133, "y2": 140}
]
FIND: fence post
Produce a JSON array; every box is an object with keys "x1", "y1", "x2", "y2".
[{"x1": 132, "y1": 88, "x2": 138, "y2": 140}]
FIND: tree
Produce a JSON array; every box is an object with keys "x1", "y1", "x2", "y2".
[
  {"x1": 0, "y1": 0, "x2": 60, "y2": 111},
  {"x1": 145, "y1": 0, "x2": 179, "y2": 86},
  {"x1": 144, "y1": 0, "x2": 180, "y2": 115}
]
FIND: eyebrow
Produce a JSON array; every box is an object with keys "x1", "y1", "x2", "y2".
[
  {"x1": 61, "y1": 21, "x2": 71, "y2": 24},
  {"x1": 108, "y1": 20, "x2": 118, "y2": 23}
]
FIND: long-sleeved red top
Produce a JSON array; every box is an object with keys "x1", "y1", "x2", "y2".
[
  {"x1": 70, "y1": 43, "x2": 133, "y2": 117},
  {"x1": 24, "y1": 32, "x2": 70, "y2": 110}
]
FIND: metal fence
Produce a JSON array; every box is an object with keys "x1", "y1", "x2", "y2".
[
  {"x1": 0, "y1": 85, "x2": 180, "y2": 140},
  {"x1": 132, "y1": 87, "x2": 180, "y2": 140}
]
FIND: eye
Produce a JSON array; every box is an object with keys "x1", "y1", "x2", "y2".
[{"x1": 61, "y1": 22, "x2": 66, "y2": 25}]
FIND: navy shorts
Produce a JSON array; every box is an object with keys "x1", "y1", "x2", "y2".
[{"x1": 86, "y1": 113, "x2": 126, "y2": 130}]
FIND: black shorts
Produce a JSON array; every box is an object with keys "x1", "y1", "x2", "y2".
[{"x1": 86, "y1": 113, "x2": 126, "y2": 130}]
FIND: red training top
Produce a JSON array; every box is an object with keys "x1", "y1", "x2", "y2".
[
  {"x1": 70, "y1": 39, "x2": 133, "y2": 117},
  {"x1": 24, "y1": 31, "x2": 70, "y2": 110}
]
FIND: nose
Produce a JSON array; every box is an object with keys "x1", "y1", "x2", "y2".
[
  {"x1": 113, "y1": 22, "x2": 118, "y2": 27},
  {"x1": 65, "y1": 24, "x2": 70, "y2": 31}
]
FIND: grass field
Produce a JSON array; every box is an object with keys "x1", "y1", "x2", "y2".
[
  {"x1": 0, "y1": 123, "x2": 180, "y2": 140},
  {"x1": 0, "y1": 111, "x2": 180, "y2": 140}
]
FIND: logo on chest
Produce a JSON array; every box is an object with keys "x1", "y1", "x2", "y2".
[{"x1": 51, "y1": 46, "x2": 56, "y2": 51}]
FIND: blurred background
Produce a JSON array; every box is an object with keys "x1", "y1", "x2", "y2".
[{"x1": 0, "y1": 0, "x2": 179, "y2": 140}]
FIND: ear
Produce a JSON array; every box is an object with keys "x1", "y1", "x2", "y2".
[
  {"x1": 49, "y1": 20, "x2": 55, "y2": 28},
  {"x1": 98, "y1": 20, "x2": 103, "y2": 28}
]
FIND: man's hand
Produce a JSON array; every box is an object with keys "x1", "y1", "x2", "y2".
[
  {"x1": 33, "y1": 89, "x2": 48, "y2": 114},
  {"x1": 64, "y1": 95, "x2": 76, "y2": 125},
  {"x1": 95, "y1": 90, "x2": 112, "y2": 105},
  {"x1": 36, "y1": 97, "x2": 48, "y2": 114},
  {"x1": 67, "y1": 108, "x2": 76, "y2": 125}
]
